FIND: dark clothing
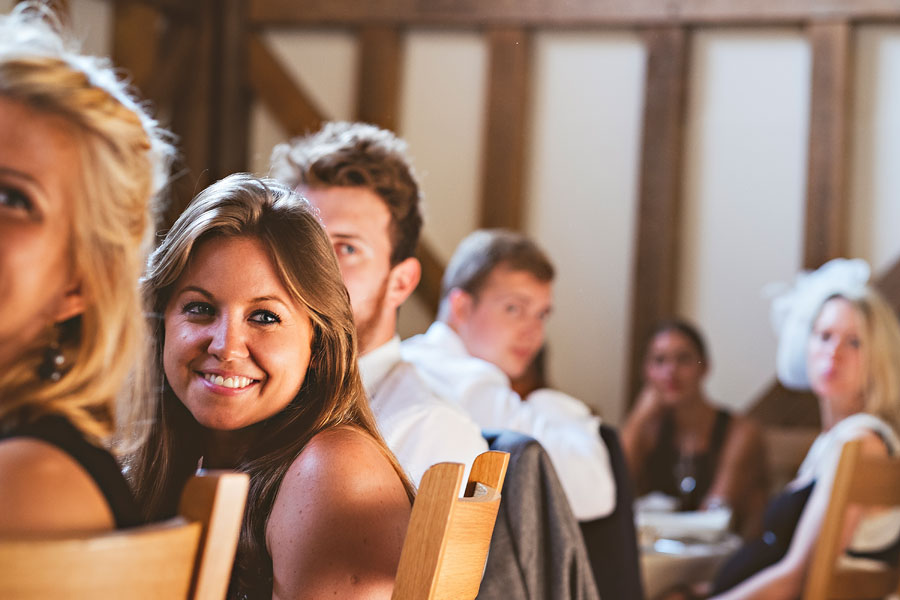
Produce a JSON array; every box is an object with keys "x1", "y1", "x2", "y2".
[
  {"x1": 0, "y1": 415, "x2": 142, "y2": 528},
  {"x1": 580, "y1": 424, "x2": 645, "y2": 599},
  {"x1": 645, "y1": 409, "x2": 731, "y2": 510},
  {"x1": 712, "y1": 482, "x2": 813, "y2": 594},
  {"x1": 479, "y1": 430, "x2": 600, "y2": 600}
]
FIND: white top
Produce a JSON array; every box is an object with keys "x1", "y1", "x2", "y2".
[
  {"x1": 402, "y1": 322, "x2": 616, "y2": 520},
  {"x1": 792, "y1": 412, "x2": 900, "y2": 553},
  {"x1": 360, "y1": 336, "x2": 488, "y2": 489}
]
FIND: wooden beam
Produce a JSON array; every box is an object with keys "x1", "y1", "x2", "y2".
[
  {"x1": 142, "y1": 18, "x2": 195, "y2": 112},
  {"x1": 163, "y1": 0, "x2": 217, "y2": 225},
  {"x1": 478, "y1": 28, "x2": 530, "y2": 231},
  {"x1": 247, "y1": 33, "x2": 325, "y2": 136},
  {"x1": 211, "y1": 0, "x2": 250, "y2": 177},
  {"x1": 111, "y1": 1, "x2": 162, "y2": 93},
  {"x1": 109, "y1": 0, "x2": 200, "y2": 19},
  {"x1": 356, "y1": 26, "x2": 403, "y2": 131},
  {"x1": 625, "y1": 26, "x2": 688, "y2": 407},
  {"x1": 803, "y1": 21, "x2": 852, "y2": 269},
  {"x1": 249, "y1": 0, "x2": 900, "y2": 27}
]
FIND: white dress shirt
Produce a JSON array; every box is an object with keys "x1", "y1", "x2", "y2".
[
  {"x1": 401, "y1": 322, "x2": 616, "y2": 520},
  {"x1": 360, "y1": 336, "x2": 488, "y2": 488}
]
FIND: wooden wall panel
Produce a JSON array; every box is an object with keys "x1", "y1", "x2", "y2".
[
  {"x1": 249, "y1": 0, "x2": 900, "y2": 26},
  {"x1": 478, "y1": 28, "x2": 530, "y2": 231},
  {"x1": 804, "y1": 20, "x2": 852, "y2": 269},
  {"x1": 626, "y1": 26, "x2": 688, "y2": 406}
]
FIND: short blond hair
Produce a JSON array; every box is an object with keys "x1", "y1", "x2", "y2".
[{"x1": 0, "y1": 3, "x2": 174, "y2": 450}]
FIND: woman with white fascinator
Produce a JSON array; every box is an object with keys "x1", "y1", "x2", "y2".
[{"x1": 705, "y1": 258, "x2": 900, "y2": 599}]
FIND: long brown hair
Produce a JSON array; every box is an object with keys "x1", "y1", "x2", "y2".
[{"x1": 130, "y1": 174, "x2": 413, "y2": 597}]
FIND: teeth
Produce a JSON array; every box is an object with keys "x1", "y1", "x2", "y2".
[{"x1": 203, "y1": 373, "x2": 253, "y2": 389}]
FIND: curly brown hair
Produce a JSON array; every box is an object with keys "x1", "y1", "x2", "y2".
[{"x1": 269, "y1": 121, "x2": 423, "y2": 266}]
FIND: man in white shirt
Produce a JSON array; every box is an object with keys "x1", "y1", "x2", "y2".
[
  {"x1": 402, "y1": 229, "x2": 616, "y2": 520},
  {"x1": 270, "y1": 122, "x2": 487, "y2": 486}
]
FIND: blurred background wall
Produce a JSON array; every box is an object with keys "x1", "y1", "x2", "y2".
[{"x1": 9, "y1": 0, "x2": 900, "y2": 425}]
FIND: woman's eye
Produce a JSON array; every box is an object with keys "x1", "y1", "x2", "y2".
[
  {"x1": 0, "y1": 187, "x2": 33, "y2": 213},
  {"x1": 182, "y1": 301, "x2": 214, "y2": 317},
  {"x1": 848, "y1": 337, "x2": 861, "y2": 349},
  {"x1": 250, "y1": 310, "x2": 282, "y2": 325}
]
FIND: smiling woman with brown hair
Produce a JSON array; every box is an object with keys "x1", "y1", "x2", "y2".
[{"x1": 131, "y1": 173, "x2": 413, "y2": 599}]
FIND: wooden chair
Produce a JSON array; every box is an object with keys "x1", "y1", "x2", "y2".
[
  {"x1": 393, "y1": 450, "x2": 510, "y2": 600},
  {"x1": 804, "y1": 439, "x2": 900, "y2": 600},
  {"x1": 0, "y1": 470, "x2": 249, "y2": 600}
]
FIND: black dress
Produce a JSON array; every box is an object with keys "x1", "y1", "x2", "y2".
[
  {"x1": 0, "y1": 415, "x2": 142, "y2": 528},
  {"x1": 645, "y1": 409, "x2": 732, "y2": 510}
]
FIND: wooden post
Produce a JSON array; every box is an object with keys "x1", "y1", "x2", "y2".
[
  {"x1": 478, "y1": 28, "x2": 531, "y2": 231},
  {"x1": 625, "y1": 26, "x2": 688, "y2": 407},
  {"x1": 356, "y1": 26, "x2": 403, "y2": 131},
  {"x1": 803, "y1": 20, "x2": 852, "y2": 269}
]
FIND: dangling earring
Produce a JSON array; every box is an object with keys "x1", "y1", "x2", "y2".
[{"x1": 38, "y1": 328, "x2": 67, "y2": 382}]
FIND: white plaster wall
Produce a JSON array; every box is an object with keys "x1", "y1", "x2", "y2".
[
  {"x1": 398, "y1": 31, "x2": 487, "y2": 265},
  {"x1": 248, "y1": 30, "x2": 357, "y2": 176},
  {"x1": 679, "y1": 30, "x2": 810, "y2": 412},
  {"x1": 525, "y1": 32, "x2": 646, "y2": 423},
  {"x1": 849, "y1": 26, "x2": 900, "y2": 275}
]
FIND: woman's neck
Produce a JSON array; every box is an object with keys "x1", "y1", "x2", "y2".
[
  {"x1": 818, "y1": 394, "x2": 865, "y2": 431},
  {"x1": 200, "y1": 426, "x2": 262, "y2": 469},
  {"x1": 673, "y1": 395, "x2": 715, "y2": 451}
]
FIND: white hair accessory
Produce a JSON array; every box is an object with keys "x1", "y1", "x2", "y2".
[{"x1": 767, "y1": 258, "x2": 871, "y2": 390}]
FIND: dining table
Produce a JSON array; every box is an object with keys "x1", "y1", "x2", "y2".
[{"x1": 636, "y1": 499, "x2": 741, "y2": 599}]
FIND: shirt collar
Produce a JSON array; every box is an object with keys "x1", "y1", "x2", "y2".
[{"x1": 358, "y1": 335, "x2": 402, "y2": 397}]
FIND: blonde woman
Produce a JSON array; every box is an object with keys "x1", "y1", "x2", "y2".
[
  {"x1": 131, "y1": 174, "x2": 413, "y2": 599},
  {"x1": 0, "y1": 3, "x2": 172, "y2": 534},
  {"x1": 709, "y1": 259, "x2": 900, "y2": 599}
]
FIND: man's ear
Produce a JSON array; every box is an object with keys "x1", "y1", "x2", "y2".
[
  {"x1": 447, "y1": 287, "x2": 473, "y2": 328},
  {"x1": 386, "y1": 257, "x2": 421, "y2": 310},
  {"x1": 53, "y1": 282, "x2": 86, "y2": 324}
]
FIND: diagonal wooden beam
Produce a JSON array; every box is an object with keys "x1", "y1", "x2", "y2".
[
  {"x1": 478, "y1": 28, "x2": 531, "y2": 231},
  {"x1": 356, "y1": 26, "x2": 403, "y2": 132},
  {"x1": 803, "y1": 20, "x2": 852, "y2": 269},
  {"x1": 625, "y1": 26, "x2": 688, "y2": 408},
  {"x1": 247, "y1": 33, "x2": 325, "y2": 136}
]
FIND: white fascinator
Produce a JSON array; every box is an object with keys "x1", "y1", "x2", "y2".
[{"x1": 768, "y1": 258, "x2": 871, "y2": 390}]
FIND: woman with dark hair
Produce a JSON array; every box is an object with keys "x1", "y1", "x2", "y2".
[
  {"x1": 622, "y1": 319, "x2": 768, "y2": 533},
  {"x1": 130, "y1": 173, "x2": 413, "y2": 599}
]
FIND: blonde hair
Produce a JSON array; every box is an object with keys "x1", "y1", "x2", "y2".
[
  {"x1": 816, "y1": 288, "x2": 900, "y2": 433},
  {"x1": 0, "y1": 3, "x2": 174, "y2": 450},
  {"x1": 131, "y1": 174, "x2": 413, "y2": 597}
]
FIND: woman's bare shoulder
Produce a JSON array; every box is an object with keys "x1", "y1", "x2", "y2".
[
  {"x1": 267, "y1": 426, "x2": 411, "y2": 599},
  {"x1": 0, "y1": 437, "x2": 114, "y2": 535}
]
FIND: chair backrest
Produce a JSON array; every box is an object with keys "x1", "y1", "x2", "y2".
[
  {"x1": 392, "y1": 450, "x2": 509, "y2": 600},
  {"x1": 803, "y1": 439, "x2": 900, "y2": 600},
  {"x1": 0, "y1": 470, "x2": 248, "y2": 600}
]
